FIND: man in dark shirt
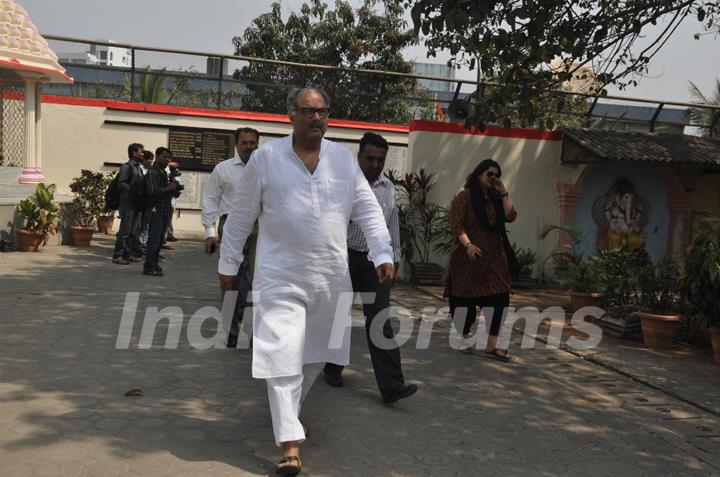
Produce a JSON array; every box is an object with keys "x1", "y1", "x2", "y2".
[
  {"x1": 143, "y1": 147, "x2": 179, "y2": 276},
  {"x1": 112, "y1": 143, "x2": 144, "y2": 265}
]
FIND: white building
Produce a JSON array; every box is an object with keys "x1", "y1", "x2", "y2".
[
  {"x1": 412, "y1": 62, "x2": 455, "y2": 92},
  {"x1": 57, "y1": 41, "x2": 131, "y2": 68}
]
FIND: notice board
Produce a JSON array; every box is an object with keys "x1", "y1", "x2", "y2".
[{"x1": 168, "y1": 126, "x2": 234, "y2": 172}]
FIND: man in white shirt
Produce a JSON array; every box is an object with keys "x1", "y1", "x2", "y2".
[
  {"x1": 218, "y1": 87, "x2": 394, "y2": 475},
  {"x1": 201, "y1": 127, "x2": 260, "y2": 347},
  {"x1": 323, "y1": 132, "x2": 417, "y2": 404}
]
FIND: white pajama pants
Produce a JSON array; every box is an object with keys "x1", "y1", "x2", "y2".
[{"x1": 266, "y1": 363, "x2": 324, "y2": 446}]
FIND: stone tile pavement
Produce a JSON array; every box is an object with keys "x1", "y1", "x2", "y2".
[{"x1": 1, "y1": 233, "x2": 719, "y2": 476}]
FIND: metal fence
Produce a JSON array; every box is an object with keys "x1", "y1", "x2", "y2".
[
  {"x1": 41, "y1": 35, "x2": 720, "y2": 133},
  {"x1": 44, "y1": 36, "x2": 437, "y2": 124},
  {"x1": 0, "y1": 83, "x2": 25, "y2": 168}
]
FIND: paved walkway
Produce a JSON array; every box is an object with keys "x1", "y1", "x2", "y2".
[{"x1": 1, "y1": 233, "x2": 720, "y2": 476}]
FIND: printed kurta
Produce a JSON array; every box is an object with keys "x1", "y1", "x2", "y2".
[
  {"x1": 448, "y1": 189, "x2": 517, "y2": 298},
  {"x1": 219, "y1": 135, "x2": 393, "y2": 378}
]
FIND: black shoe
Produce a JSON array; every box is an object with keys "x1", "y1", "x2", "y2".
[
  {"x1": 227, "y1": 333, "x2": 238, "y2": 348},
  {"x1": 166, "y1": 236, "x2": 178, "y2": 242},
  {"x1": 154, "y1": 265, "x2": 163, "y2": 273},
  {"x1": 382, "y1": 384, "x2": 417, "y2": 404},
  {"x1": 324, "y1": 371, "x2": 343, "y2": 387},
  {"x1": 158, "y1": 254, "x2": 166, "y2": 261},
  {"x1": 143, "y1": 268, "x2": 164, "y2": 277}
]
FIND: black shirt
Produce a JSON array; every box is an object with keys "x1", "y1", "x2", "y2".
[{"x1": 145, "y1": 165, "x2": 172, "y2": 215}]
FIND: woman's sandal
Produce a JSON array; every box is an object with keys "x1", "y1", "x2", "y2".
[
  {"x1": 485, "y1": 348, "x2": 511, "y2": 362},
  {"x1": 276, "y1": 455, "x2": 302, "y2": 476}
]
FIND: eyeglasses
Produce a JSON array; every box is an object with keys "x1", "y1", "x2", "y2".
[
  {"x1": 298, "y1": 107, "x2": 330, "y2": 118},
  {"x1": 485, "y1": 171, "x2": 499, "y2": 178}
]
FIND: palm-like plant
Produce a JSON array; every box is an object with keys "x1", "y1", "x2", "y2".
[
  {"x1": 124, "y1": 67, "x2": 193, "y2": 104},
  {"x1": 687, "y1": 79, "x2": 720, "y2": 137},
  {"x1": 386, "y1": 168, "x2": 447, "y2": 264},
  {"x1": 540, "y1": 224, "x2": 602, "y2": 292}
]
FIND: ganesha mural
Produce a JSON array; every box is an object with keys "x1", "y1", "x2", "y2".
[{"x1": 592, "y1": 177, "x2": 651, "y2": 250}]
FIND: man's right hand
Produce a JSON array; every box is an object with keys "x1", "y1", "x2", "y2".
[
  {"x1": 218, "y1": 273, "x2": 237, "y2": 292},
  {"x1": 205, "y1": 236, "x2": 218, "y2": 256}
]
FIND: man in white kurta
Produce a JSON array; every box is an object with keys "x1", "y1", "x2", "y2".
[
  {"x1": 218, "y1": 87, "x2": 393, "y2": 473},
  {"x1": 201, "y1": 127, "x2": 260, "y2": 347}
]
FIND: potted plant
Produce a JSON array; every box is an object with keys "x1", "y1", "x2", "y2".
[
  {"x1": 680, "y1": 213, "x2": 720, "y2": 365},
  {"x1": 68, "y1": 170, "x2": 106, "y2": 246},
  {"x1": 15, "y1": 183, "x2": 60, "y2": 252},
  {"x1": 540, "y1": 225, "x2": 604, "y2": 311},
  {"x1": 511, "y1": 242, "x2": 537, "y2": 285},
  {"x1": 638, "y1": 257, "x2": 682, "y2": 349},
  {"x1": 387, "y1": 168, "x2": 447, "y2": 285},
  {"x1": 594, "y1": 246, "x2": 652, "y2": 339},
  {"x1": 96, "y1": 171, "x2": 117, "y2": 235}
]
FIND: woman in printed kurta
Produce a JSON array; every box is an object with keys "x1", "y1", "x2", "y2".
[{"x1": 447, "y1": 159, "x2": 517, "y2": 361}]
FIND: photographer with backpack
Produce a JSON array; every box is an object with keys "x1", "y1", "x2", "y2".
[
  {"x1": 143, "y1": 147, "x2": 180, "y2": 276},
  {"x1": 112, "y1": 143, "x2": 145, "y2": 265}
]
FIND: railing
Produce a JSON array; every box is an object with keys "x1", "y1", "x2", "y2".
[
  {"x1": 43, "y1": 35, "x2": 720, "y2": 133},
  {"x1": 43, "y1": 35, "x2": 439, "y2": 125}
]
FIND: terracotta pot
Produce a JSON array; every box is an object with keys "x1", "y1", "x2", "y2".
[
  {"x1": 569, "y1": 291, "x2": 604, "y2": 312},
  {"x1": 16, "y1": 229, "x2": 45, "y2": 252},
  {"x1": 70, "y1": 226, "x2": 94, "y2": 246},
  {"x1": 96, "y1": 215, "x2": 115, "y2": 235},
  {"x1": 639, "y1": 311, "x2": 681, "y2": 349},
  {"x1": 710, "y1": 327, "x2": 720, "y2": 366}
]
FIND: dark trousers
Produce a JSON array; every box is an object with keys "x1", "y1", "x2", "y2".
[
  {"x1": 226, "y1": 261, "x2": 252, "y2": 339},
  {"x1": 324, "y1": 249, "x2": 404, "y2": 396},
  {"x1": 112, "y1": 202, "x2": 141, "y2": 259},
  {"x1": 219, "y1": 215, "x2": 256, "y2": 339},
  {"x1": 450, "y1": 292, "x2": 510, "y2": 336},
  {"x1": 143, "y1": 208, "x2": 169, "y2": 271}
]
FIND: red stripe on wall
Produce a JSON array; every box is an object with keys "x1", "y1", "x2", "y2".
[
  {"x1": 409, "y1": 119, "x2": 562, "y2": 140},
  {"x1": 40, "y1": 95, "x2": 409, "y2": 133}
]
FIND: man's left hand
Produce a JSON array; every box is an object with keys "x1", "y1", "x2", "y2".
[{"x1": 376, "y1": 262, "x2": 395, "y2": 284}]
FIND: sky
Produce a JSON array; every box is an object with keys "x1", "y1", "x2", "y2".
[{"x1": 18, "y1": 0, "x2": 720, "y2": 105}]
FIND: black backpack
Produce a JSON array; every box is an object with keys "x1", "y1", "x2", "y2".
[
  {"x1": 128, "y1": 173, "x2": 149, "y2": 211},
  {"x1": 104, "y1": 174, "x2": 121, "y2": 212}
]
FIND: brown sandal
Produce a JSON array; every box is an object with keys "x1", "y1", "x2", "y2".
[{"x1": 276, "y1": 455, "x2": 302, "y2": 475}]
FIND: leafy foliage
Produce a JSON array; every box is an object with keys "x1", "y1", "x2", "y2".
[
  {"x1": 123, "y1": 67, "x2": 194, "y2": 105},
  {"x1": 512, "y1": 242, "x2": 537, "y2": 277},
  {"x1": 232, "y1": 0, "x2": 424, "y2": 123},
  {"x1": 641, "y1": 256, "x2": 681, "y2": 313},
  {"x1": 386, "y1": 168, "x2": 447, "y2": 264},
  {"x1": 69, "y1": 170, "x2": 107, "y2": 227},
  {"x1": 540, "y1": 224, "x2": 603, "y2": 292},
  {"x1": 405, "y1": 0, "x2": 720, "y2": 129},
  {"x1": 687, "y1": 79, "x2": 720, "y2": 136},
  {"x1": 593, "y1": 247, "x2": 654, "y2": 310},
  {"x1": 681, "y1": 212, "x2": 720, "y2": 334},
  {"x1": 17, "y1": 183, "x2": 60, "y2": 245}
]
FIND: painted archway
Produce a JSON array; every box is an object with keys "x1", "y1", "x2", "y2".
[{"x1": 555, "y1": 162, "x2": 691, "y2": 261}]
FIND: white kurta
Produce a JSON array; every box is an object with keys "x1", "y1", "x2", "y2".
[{"x1": 218, "y1": 135, "x2": 393, "y2": 378}]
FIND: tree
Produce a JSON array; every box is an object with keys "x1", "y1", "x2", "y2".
[
  {"x1": 232, "y1": 0, "x2": 422, "y2": 123},
  {"x1": 688, "y1": 79, "x2": 720, "y2": 136},
  {"x1": 406, "y1": 0, "x2": 720, "y2": 130}
]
